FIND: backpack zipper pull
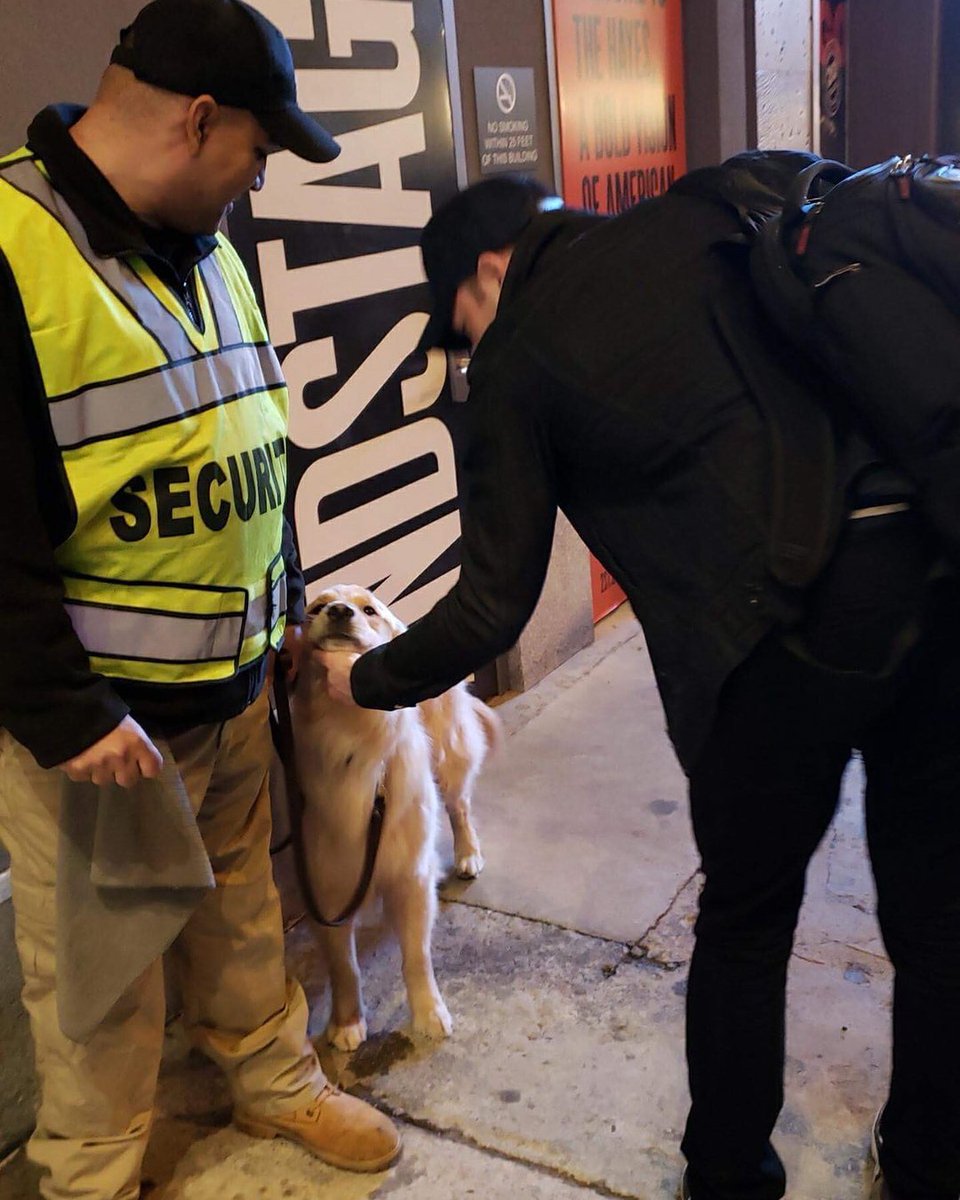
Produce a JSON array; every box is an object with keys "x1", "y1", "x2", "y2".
[{"x1": 891, "y1": 154, "x2": 915, "y2": 200}]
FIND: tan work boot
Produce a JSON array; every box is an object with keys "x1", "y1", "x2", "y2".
[{"x1": 234, "y1": 1084, "x2": 401, "y2": 1172}]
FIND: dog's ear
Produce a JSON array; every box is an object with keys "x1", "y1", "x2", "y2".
[{"x1": 378, "y1": 603, "x2": 407, "y2": 639}]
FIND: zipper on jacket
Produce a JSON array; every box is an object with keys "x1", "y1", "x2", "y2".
[
  {"x1": 125, "y1": 251, "x2": 207, "y2": 335},
  {"x1": 174, "y1": 273, "x2": 205, "y2": 333}
]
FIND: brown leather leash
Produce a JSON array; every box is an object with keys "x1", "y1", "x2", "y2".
[{"x1": 270, "y1": 658, "x2": 385, "y2": 927}]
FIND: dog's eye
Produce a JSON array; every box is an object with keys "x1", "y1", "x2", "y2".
[{"x1": 363, "y1": 605, "x2": 376, "y2": 616}]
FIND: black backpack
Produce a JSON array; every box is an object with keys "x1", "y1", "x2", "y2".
[{"x1": 677, "y1": 151, "x2": 960, "y2": 565}]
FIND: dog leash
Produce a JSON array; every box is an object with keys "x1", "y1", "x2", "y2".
[{"x1": 270, "y1": 657, "x2": 386, "y2": 927}]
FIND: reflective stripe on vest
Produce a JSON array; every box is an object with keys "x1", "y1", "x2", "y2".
[
  {"x1": 50, "y1": 343, "x2": 284, "y2": 449},
  {"x1": 0, "y1": 153, "x2": 290, "y2": 685},
  {"x1": 66, "y1": 601, "x2": 246, "y2": 665},
  {"x1": 62, "y1": 560, "x2": 287, "y2": 669}
]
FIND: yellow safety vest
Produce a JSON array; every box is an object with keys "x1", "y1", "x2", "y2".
[{"x1": 0, "y1": 149, "x2": 290, "y2": 685}]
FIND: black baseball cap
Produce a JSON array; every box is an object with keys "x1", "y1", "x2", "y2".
[
  {"x1": 111, "y1": 0, "x2": 340, "y2": 163},
  {"x1": 417, "y1": 175, "x2": 564, "y2": 352}
]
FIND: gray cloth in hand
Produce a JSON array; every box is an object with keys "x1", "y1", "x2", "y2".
[{"x1": 56, "y1": 747, "x2": 214, "y2": 1043}]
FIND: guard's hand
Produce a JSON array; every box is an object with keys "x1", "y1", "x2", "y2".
[
  {"x1": 56, "y1": 716, "x2": 164, "y2": 789},
  {"x1": 317, "y1": 650, "x2": 360, "y2": 705},
  {"x1": 278, "y1": 621, "x2": 306, "y2": 685}
]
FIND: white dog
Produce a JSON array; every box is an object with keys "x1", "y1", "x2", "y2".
[{"x1": 292, "y1": 584, "x2": 500, "y2": 1050}]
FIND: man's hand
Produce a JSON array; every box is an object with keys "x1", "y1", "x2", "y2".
[
  {"x1": 278, "y1": 621, "x2": 306, "y2": 685},
  {"x1": 318, "y1": 649, "x2": 360, "y2": 705},
  {"x1": 56, "y1": 716, "x2": 163, "y2": 789}
]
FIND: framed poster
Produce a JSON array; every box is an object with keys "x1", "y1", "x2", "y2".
[
  {"x1": 550, "y1": 0, "x2": 686, "y2": 618},
  {"x1": 228, "y1": 0, "x2": 464, "y2": 626},
  {"x1": 551, "y1": 0, "x2": 686, "y2": 215},
  {"x1": 819, "y1": 0, "x2": 848, "y2": 162}
]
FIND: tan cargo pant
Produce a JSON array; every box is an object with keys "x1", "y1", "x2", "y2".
[{"x1": 0, "y1": 691, "x2": 325, "y2": 1200}]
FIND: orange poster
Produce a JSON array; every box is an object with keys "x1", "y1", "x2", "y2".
[{"x1": 552, "y1": 0, "x2": 687, "y2": 618}]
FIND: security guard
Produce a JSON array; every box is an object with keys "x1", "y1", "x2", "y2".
[{"x1": 0, "y1": 2, "x2": 400, "y2": 1196}]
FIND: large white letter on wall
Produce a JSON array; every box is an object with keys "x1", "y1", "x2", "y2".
[{"x1": 228, "y1": 0, "x2": 462, "y2": 621}]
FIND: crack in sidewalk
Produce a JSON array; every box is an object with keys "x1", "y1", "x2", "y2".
[
  {"x1": 439, "y1": 867, "x2": 700, "y2": 981},
  {"x1": 441, "y1": 894, "x2": 632, "y2": 947},
  {"x1": 632, "y1": 869, "x2": 698, "y2": 949},
  {"x1": 619, "y1": 869, "x2": 699, "y2": 974},
  {"x1": 361, "y1": 1092, "x2": 648, "y2": 1199}
]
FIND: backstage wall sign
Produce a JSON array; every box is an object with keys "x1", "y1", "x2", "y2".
[
  {"x1": 551, "y1": 0, "x2": 686, "y2": 620},
  {"x1": 228, "y1": 0, "x2": 463, "y2": 623}
]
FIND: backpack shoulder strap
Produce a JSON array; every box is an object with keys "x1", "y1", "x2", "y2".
[
  {"x1": 781, "y1": 159, "x2": 853, "y2": 232},
  {"x1": 712, "y1": 243, "x2": 842, "y2": 588}
]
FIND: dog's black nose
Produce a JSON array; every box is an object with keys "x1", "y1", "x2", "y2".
[{"x1": 326, "y1": 602, "x2": 354, "y2": 622}]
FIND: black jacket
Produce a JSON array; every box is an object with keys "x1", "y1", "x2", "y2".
[
  {"x1": 0, "y1": 107, "x2": 304, "y2": 768},
  {"x1": 351, "y1": 192, "x2": 864, "y2": 771}
]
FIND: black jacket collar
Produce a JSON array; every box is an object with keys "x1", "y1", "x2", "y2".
[
  {"x1": 466, "y1": 210, "x2": 605, "y2": 390},
  {"x1": 26, "y1": 105, "x2": 217, "y2": 281}
]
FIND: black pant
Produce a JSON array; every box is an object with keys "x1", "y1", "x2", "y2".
[{"x1": 681, "y1": 514, "x2": 960, "y2": 1200}]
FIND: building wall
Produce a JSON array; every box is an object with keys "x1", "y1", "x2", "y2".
[
  {"x1": 939, "y1": 0, "x2": 960, "y2": 153},
  {"x1": 448, "y1": 0, "x2": 557, "y2": 190},
  {"x1": 0, "y1": 1, "x2": 142, "y2": 151},
  {"x1": 450, "y1": 0, "x2": 595, "y2": 693},
  {"x1": 847, "y1": 0, "x2": 942, "y2": 167},
  {"x1": 681, "y1": 0, "x2": 754, "y2": 169},
  {"x1": 754, "y1": 0, "x2": 815, "y2": 150}
]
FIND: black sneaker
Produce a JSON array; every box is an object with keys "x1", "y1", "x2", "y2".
[
  {"x1": 869, "y1": 1105, "x2": 900, "y2": 1200},
  {"x1": 870, "y1": 1173, "x2": 898, "y2": 1200}
]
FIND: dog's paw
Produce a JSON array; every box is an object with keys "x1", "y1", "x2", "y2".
[
  {"x1": 455, "y1": 851, "x2": 485, "y2": 879},
  {"x1": 412, "y1": 1000, "x2": 453, "y2": 1040},
  {"x1": 327, "y1": 1017, "x2": 368, "y2": 1051}
]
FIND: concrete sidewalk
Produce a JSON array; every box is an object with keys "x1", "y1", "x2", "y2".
[{"x1": 0, "y1": 609, "x2": 891, "y2": 1200}]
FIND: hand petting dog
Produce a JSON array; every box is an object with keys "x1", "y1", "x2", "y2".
[{"x1": 317, "y1": 648, "x2": 359, "y2": 705}]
